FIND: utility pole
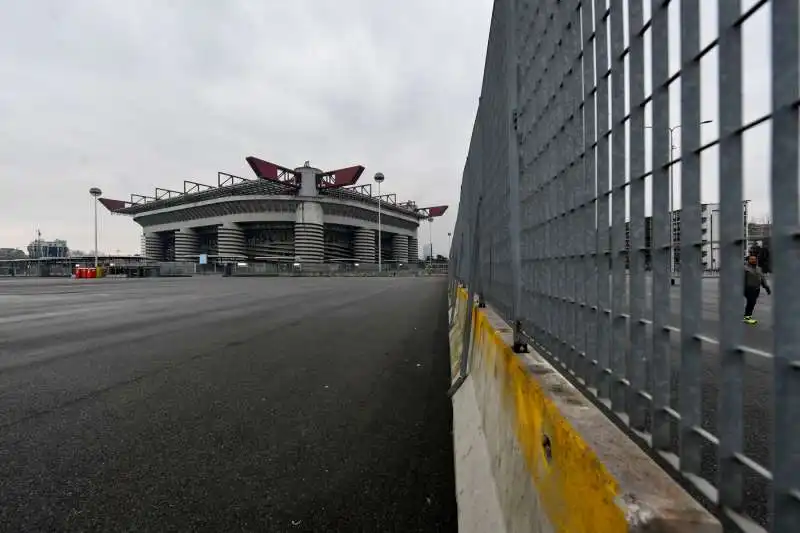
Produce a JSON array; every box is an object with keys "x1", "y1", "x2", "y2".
[
  {"x1": 647, "y1": 120, "x2": 712, "y2": 281},
  {"x1": 90, "y1": 187, "x2": 102, "y2": 269},
  {"x1": 428, "y1": 216, "x2": 434, "y2": 268},
  {"x1": 373, "y1": 173, "x2": 384, "y2": 273}
]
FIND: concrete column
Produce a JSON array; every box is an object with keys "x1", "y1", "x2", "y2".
[
  {"x1": 143, "y1": 232, "x2": 164, "y2": 261},
  {"x1": 408, "y1": 236, "x2": 419, "y2": 263},
  {"x1": 217, "y1": 223, "x2": 246, "y2": 260},
  {"x1": 296, "y1": 165, "x2": 321, "y2": 197},
  {"x1": 392, "y1": 235, "x2": 410, "y2": 264},
  {"x1": 294, "y1": 202, "x2": 324, "y2": 263},
  {"x1": 354, "y1": 227, "x2": 376, "y2": 263},
  {"x1": 173, "y1": 228, "x2": 199, "y2": 262}
]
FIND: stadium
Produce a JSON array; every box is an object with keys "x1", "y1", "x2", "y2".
[{"x1": 99, "y1": 156, "x2": 447, "y2": 266}]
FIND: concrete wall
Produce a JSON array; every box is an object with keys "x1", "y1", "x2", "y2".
[{"x1": 448, "y1": 288, "x2": 720, "y2": 533}]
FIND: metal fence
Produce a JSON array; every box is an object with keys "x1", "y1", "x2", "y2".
[{"x1": 449, "y1": 1, "x2": 799, "y2": 531}]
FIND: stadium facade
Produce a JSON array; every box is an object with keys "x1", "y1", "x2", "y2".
[{"x1": 100, "y1": 157, "x2": 447, "y2": 265}]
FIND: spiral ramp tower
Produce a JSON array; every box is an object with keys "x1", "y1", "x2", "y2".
[
  {"x1": 174, "y1": 229, "x2": 199, "y2": 261},
  {"x1": 217, "y1": 224, "x2": 246, "y2": 260},
  {"x1": 408, "y1": 236, "x2": 419, "y2": 263},
  {"x1": 143, "y1": 233, "x2": 165, "y2": 261},
  {"x1": 392, "y1": 235, "x2": 410, "y2": 264},
  {"x1": 294, "y1": 202, "x2": 324, "y2": 263},
  {"x1": 353, "y1": 228, "x2": 376, "y2": 263}
]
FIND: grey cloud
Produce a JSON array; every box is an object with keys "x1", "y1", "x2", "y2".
[{"x1": 1, "y1": 0, "x2": 492, "y2": 253}]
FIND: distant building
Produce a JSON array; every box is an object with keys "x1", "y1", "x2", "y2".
[
  {"x1": 623, "y1": 202, "x2": 750, "y2": 270},
  {"x1": 747, "y1": 222, "x2": 772, "y2": 243},
  {"x1": 97, "y1": 156, "x2": 447, "y2": 264},
  {"x1": 27, "y1": 238, "x2": 69, "y2": 259},
  {"x1": 700, "y1": 203, "x2": 721, "y2": 270},
  {"x1": 698, "y1": 202, "x2": 751, "y2": 269},
  {"x1": 0, "y1": 248, "x2": 26, "y2": 260}
]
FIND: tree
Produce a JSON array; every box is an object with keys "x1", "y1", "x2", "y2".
[{"x1": 0, "y1": 248, "x2": 26, "y2": 260}]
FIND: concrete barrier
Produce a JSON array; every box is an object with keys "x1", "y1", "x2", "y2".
[{"x1": 448, "y1": 287, "x2": 720, "y2": 533}]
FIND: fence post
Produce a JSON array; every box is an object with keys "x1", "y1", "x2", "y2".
[
  {"x1": 458, "y1": 196, "x2": 483, "y2": 380},
  {"x1": 506, "y1": 0, "x2": 527, "y2": 353},
  {"x1": 770, "y1": 1, "x2": 800, "y2": 528}
]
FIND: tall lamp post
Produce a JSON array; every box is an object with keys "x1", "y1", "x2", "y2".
[
  {"x1": 89, "y1": 187, "x2": 102, "y2": 269},
  {"x1": 710, "y1": 208, "x2": 720, "y2": 270},
  {"x1": 743, "y1": 200, "x2": 750, "y2": 258},
  {"x1": 646, "y1": 120, "x2": 712, "y2": 279},
  {"x1": 374, "y1": 172, "x2": 385, "y2": 273},
  {"x1": 427, "y1": 216, "x2": 434, "y2": 267}
]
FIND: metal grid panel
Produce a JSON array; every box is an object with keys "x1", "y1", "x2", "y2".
[
  {"x1": 678, "y1": 0, "x2": 704, "y2": 485},
  {"x1": 449, "y1": 0, "x2": 800, "y2": 531},
  {"x1": 627, "y1": 0, "x2": 647, "y2": 433},
  {"x1": 716, "y1": 0, "x2": 746, "y2": 518},
  {"x1": 477, "y1": 0, "x2": 513, "y2": 320},
  {"x1": 649, "y1": 0, "x2": 673, "y2": 456},
  {"x1": 594, "y1": 0, "x2": 613, "y2": 402},
  {"x1": 770, "y1": 2, "x2": 800, "y2": 531}
]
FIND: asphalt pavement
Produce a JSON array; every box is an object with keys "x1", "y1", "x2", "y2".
[{"x1": 0, "y1": 276, "x2": 457, "y2": 532}]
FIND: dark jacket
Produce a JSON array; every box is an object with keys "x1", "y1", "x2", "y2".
[{"x1": 744, "y1": 264, "x2": 770, "y2": 293}]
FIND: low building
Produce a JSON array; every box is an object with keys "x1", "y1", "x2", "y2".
[
  {"x1": 27, "y1": 238, "x2": 69, "y2": 259},
  {"x1": 623, "y1": 202, "x2": 750, "y2": 270}
]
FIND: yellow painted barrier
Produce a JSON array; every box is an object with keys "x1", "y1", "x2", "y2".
[
  {"x1": 450, "y1": 288, "x2": 720, "y2": 533},
  {"x1": 448, "y1": 286, "x2": 470, "y2": 382}
]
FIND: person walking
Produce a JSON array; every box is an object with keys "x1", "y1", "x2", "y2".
[{"x1": 744, "y1": 254, "x2": 771, "y2": 325}]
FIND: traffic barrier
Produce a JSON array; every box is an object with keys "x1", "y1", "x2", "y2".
[
  {"x1": 74, "y1": 267, "x2": 104, "y2": 279},
  {"x1": 448, "y1": 287, "x2": 720, "y2": 532}
]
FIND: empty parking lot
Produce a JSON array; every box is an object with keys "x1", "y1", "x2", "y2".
[{"x1": 0, "y1": 276, "x2": 457, "y2": 532}]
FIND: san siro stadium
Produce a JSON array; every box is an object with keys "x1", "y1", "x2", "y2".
[{"x1": 100, "y1": 156, "x2": 447, "y2": 266}]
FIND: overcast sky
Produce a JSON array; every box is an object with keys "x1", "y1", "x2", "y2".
[
  {"x1": 646, "y1": 0, "x2": 774, "y2": 222},
  {"x1": 1, "y1": 0, "x2": 493, "y2": 254},
  {"x1": 0, "y1": 0, "x2": 782, "y2": 258}
]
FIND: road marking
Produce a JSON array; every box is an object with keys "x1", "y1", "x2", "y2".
[{"x1": 0, "y1": 305, "x2": 119, "y2": 325}]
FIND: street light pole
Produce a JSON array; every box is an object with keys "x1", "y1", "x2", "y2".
[
  {"x1": 374, "y1": 172, "x2": 384, "y2": 273},
  {"x1": 428, "y1": 216, "x2": 434, "y2": 267},
  {"x1": 743, "y1": 200, "x2": 750, "y2": 258},
  {"x1": 668, "y1": 125, "x2": 678, "y2": 277},
  {"x1": 89, "y1": 187, "x2": 102, "y2": 269},
  {"x1": 94, "y1": 200, "x2": 98, "y2": 268},
  {"x1": 711, "y1": 208, "x2": 721, "y2": 270},
  {"x1": 646, "y1": 120, "x2": 712, "y2": 279}
]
